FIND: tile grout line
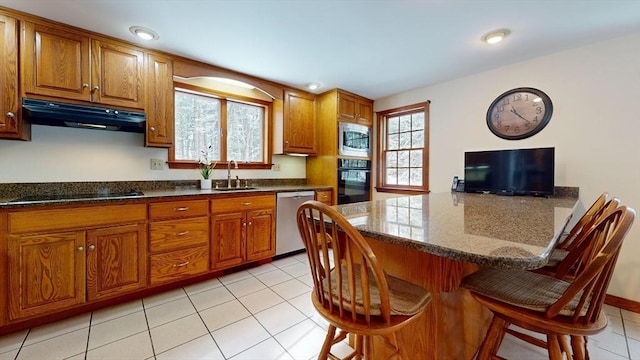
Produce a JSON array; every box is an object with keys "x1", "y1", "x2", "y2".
[{"x1": 141, "y1": 297, "x2": 158, "y2": 360}]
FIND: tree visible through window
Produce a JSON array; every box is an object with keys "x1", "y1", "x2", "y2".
[
  {"x1": 172, "y1": 87, "x2": 268, "y2": 167},
  {"x1": 377, "y1": 102, "x2": 430, "y2": 193}
]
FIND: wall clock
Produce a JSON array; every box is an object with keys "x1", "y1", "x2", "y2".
[{"x1": 486, "y1": 87, "x2": 553, "y2": 140}]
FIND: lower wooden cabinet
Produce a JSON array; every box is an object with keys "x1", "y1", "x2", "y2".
[
  {"x1": 211, "y1": 194, "x2": 276, "y2": 270},
  {"x1": 315, "y1": 189, "x2": 332, "y2": 206},
  {"x1": 86, "y1": 224, "x2": 147, "y2": 301},
  {"x1": 7, "y1": 222, "x2": 146, "y2": 320},
  {"x1": 8, "y1": 231, "x2": 86, "y2": 320},
  {"x1": 148, "y1": 199, "x2": 210, "y2": 285}
]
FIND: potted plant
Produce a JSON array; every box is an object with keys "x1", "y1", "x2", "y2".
[{"x1": 199, "y1": 146, "x2": 216, "y2": 189}]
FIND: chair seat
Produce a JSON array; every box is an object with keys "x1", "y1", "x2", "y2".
[
  {"x1": 325, "y1": 264, "x2": 432, "y2": 317},
  {"x1": 462, "y1": 268, "x2": 585, "y2": 316},
  {"x1": 545, "y1": 247, "x2": 569, "y2": 267}
]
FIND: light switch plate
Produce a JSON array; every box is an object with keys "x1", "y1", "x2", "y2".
[{"x1": 150, "y1": 159, "x2": 164, "y2": 170}]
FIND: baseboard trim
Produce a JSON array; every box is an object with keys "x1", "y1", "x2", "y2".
[{"x1": 605, "y1": 294, "x2": 640, "y2": 313}]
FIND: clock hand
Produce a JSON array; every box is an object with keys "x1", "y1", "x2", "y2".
[{"x1": 510, "y1": 106, "x2": 531, "y2": 124}]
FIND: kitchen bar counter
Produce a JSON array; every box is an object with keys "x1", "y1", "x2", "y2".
[
  {"x1": 333, "y1": 192, "x2": 578, "y2": 359},
  {"x1": 336, "y1": 192, "x2": 577, "y2": 269}
]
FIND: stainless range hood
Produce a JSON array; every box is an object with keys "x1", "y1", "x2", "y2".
[{"x1": 22, "y1": 98, "x2": 146, "y2": 133}]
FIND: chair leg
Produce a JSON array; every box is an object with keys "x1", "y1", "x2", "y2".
[
  {"x1": 477, "y1": 316, "x2": 508, "y2": 360},
  {"x1": 319, "y1": 325, "x2": 337, "y2": 359},
  {"x1": 558, "y1": 335, "x2": 573, "y2": 360},
  {"x1": 547, "y1": 335, "x2": 564, "y2": 360},
  {"x1": 571, "y1": 335, "x2": 587, "y2": 360}
]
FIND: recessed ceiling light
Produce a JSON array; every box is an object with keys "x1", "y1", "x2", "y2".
[
  {"x1": 129, "y1": 26, "x2": 159, "y2": 41},
  {"x1": 307, "y1": 82, "x2": 321, "y2": 91},
  {"x1": 482, "y1": 29, "x2": 510, "y2": 44}
]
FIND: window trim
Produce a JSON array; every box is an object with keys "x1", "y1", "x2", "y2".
[
  {"x1": 167, "y1": 83, "x2": 273, "y2": 170},
  {"x1": 375, "y1": 101, "x2": 430, "y2": 194}
]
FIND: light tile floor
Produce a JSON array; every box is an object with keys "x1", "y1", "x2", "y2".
[{"x1": 0, "y1": 252, "x2": 638, "y2": 360}]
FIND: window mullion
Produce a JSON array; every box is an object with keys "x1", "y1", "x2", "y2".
[{"x1": 220, "y1": 100, "x2": 228, "y2": 162}]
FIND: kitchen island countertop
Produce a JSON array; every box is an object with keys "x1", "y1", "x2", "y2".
[{"x1": 335, "y1": 192, "x2": 578, "y2": 270}]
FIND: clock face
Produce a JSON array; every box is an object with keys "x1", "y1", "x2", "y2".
[{"x1": 486, "y1": 87, "x2": 553, "y2": 140}]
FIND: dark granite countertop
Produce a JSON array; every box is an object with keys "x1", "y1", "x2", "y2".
[
  {"x1": 0, "y1": 182, "x2": 330, "y2": 208},
  {"x1": 335, "y1": 192, "x2": 578, "y2": 270}
]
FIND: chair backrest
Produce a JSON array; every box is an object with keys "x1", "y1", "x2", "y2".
[
  {"x1": 297, "y1": 200, "x2": 392, "y2": 325},
  {"x1": 546, "y1": 206, "x2": 635, "y2": 324},
  {"x1": 557, "y1": 192, "x2": 608, "y2": 250},
  {"x1": 554, "y1": 197, "x2": 620, "y2": 279}
]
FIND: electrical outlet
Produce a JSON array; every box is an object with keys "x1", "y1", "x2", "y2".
[
  {"x1": 150, "y1": 159, "x2": 164, "y2": 170},
  {"x1": 272, "y1": 163, "x2": 281, "y2": 171}
]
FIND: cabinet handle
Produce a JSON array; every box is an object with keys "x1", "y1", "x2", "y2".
[
  {"x1": 174, "y1": 207, "x2": 189, "y2": 212},
  {"x1": 77, "y1": 246, "x2": 84, "y2": 252},
  {"x1": 6, "y1": 112, "x2": 14, "y2": 118},
  {"x1": 176, "y1": 231, "x2": 189, "y2": 236},
  {"x1": 150, "y1": 127, "x2": 156, "y2": 132},
  {"x1": 82, "y1": 83, "x2": 89, "y2": 89},
  {"x1": 248, "y1": 221, "x2": 252, "y2": 226},
  {"x1": 92, "y1": 85, "x2": 100, "y2": 92},
  {"x1": 88, "y1": 244, "x2": 96, "y2": 250},
  {"x1": 241, "y1": 202, "x2": 252, "y2": 206},
  {"x1": 242, "y1": 222, "x2": 247, "y2": 227},
  {"x1": 173, "y1": 261, "x2": 189, "y2": 267}
]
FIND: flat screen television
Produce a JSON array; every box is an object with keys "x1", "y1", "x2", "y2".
[{"x1": 464, "y1": 147, "x2": 555, "y2": 196}]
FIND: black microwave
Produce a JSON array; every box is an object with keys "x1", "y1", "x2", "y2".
[{"x1": 338, "y1": 122, "x2": 371, "y2": 158}]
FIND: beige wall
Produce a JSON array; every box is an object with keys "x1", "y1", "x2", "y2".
[
  {"x1": 0, "y1": 126, "x2": 306, "y2": 182},
  {"x1": 374, "y1": 33, "x2": 640, "y2": 302}
]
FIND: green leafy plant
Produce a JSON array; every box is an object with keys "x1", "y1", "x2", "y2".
[{"x1": 199, "y1": 146, "x2": 216, "y2": 179}]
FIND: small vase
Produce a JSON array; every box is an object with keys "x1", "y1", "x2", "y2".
[{"x1": 200, "y1": 179, "x2": 212, "y2": 189}]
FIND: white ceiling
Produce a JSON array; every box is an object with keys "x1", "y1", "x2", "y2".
[{"x1": 1, "y1": 0, "x2": 639, "y2": 100}]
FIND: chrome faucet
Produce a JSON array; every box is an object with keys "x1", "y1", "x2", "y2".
[{"x1": 227, "y1": 159, "x2": 238, "y2": 188}]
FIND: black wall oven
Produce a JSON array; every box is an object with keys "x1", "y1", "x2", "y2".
[{"x1": 337, "y1": 159, "x2": 371, "y2": 205}]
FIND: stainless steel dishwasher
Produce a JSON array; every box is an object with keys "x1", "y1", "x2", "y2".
[{"x1": 276, "y1": 191, "x2": 315, "y2": 256}]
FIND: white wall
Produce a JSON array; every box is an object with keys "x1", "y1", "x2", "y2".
[
  {"x1": 374, "y1": 33, "x2": 640, "y2": 302},
  {"x1": 0, "y1": 125, "x2": 306, "y2": 182}
]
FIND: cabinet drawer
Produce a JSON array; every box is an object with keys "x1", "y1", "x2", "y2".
[
  {"x1": 149, "y1": 199, "x2": 209, "y2": 220},
  {"x1": 8, "y1": 204, "x2": 147, "y2": 234},
  {"x1": 149, "y1": 217, "x2": 209, "y2": 253},
  {"x1": 149, "y1": 246, "x2": 209, "y2": 285},
  {"x1": 212, "y1": 194, "x2": 275, "y2": 213},
  {"x1": 315, "y1": 190, "x2": 332, "y2": 205}
]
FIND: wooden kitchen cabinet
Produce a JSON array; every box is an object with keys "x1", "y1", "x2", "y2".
[
  {"x1": 0, "y1": 13, "x2": 27, "y2": 140},
  {"x1": 145, "y1": 52, "x2": 174, "y2": 147},
  {"x1": 21, "y1": 21, "x2": 145, "y2": 109},
  {"x1": 337, "y1": 90, "x2": 373, "y2": 126},
  {"x1": 148, "y1": 199, "x2": 209, "y2": 285},
  {"x1": 8, "y1": 231, "x2": 86, "y2": 320},
  {"x1": 86, "y1": 224, "x2": 147, "y2": 301},
  {"x1": 280, "y1": 89, "x2": 317, "y2": 155},
  {"x1": 315, "y1": 189, "x2": 333, "y2": 206},
  {"x1": 5, "y1": 203, "x2": 147, "y2": 321},
  {"x1": 211, "y1": 194, "x2": 276, "y2": 270}
]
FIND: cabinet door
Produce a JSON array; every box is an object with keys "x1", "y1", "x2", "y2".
[
  {"x1": 315, "y1": 190, "x2": 333, "y2": 206},
  {"x1": 91, "y1": 39, "x2": 145, "y2": 109},
  {"x1": 246, "y1": 208, "x2": 276, "y2": 262},
  {"x1": 0, "y1": 14, "x2": 24, "y2": 139},
  {"x1": 211, "y1": 212, "x2": 245, "y2": 270},
  {"x1": 337, "y1": 91, "x2": 357, "y2": 123},
  {"x1": 283, "y1": 90, "x2": 317, "y2": 155},
  {"x1": 21, "y1": 21, "x2": 91, "y2": 101},
  {"x1": 145, "y1": 53, "x2": 174, "y2": 147},
  {"x1": 8, "y1": 232, "x2": 86, "y2": 320},
  {"x1": 86, "y1": 223, "x2": 147, "y2": 301},
  {"x1": 356, "y1": 98, "x2": 374, "y2": 126}
]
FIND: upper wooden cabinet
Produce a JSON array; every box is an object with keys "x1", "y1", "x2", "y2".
[
  {"x1": 337, "y1": 90, "x2": 373, "y2": 126},
  {"x1": 0, "y1": 13, "x2": 28, "y2": 140},
  {"x1": 21, "y1": 21, "x2": 145, "y2": 109},
  {"x1": 145, "y1": 53, "x2": 174, "y2": 147},
  {"x1": 277, "y1": 89, "x2": 317, "y2": 155}
]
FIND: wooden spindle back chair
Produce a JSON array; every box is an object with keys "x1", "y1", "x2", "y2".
[{"x1": 297, "y1": 201, "x2": 431, "y2": 359}]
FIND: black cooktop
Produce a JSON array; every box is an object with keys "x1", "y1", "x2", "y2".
[{"x1": 10, "y1": 190, "x2": 144, "y2": 203}]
